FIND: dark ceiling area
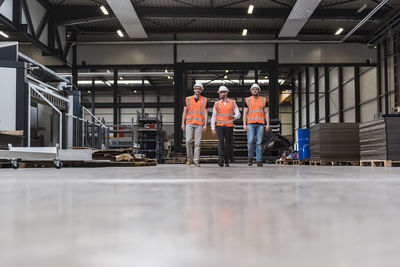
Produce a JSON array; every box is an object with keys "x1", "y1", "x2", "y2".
[{"x1": 46, "y1": 0, "x2": 400, "y2": 43}]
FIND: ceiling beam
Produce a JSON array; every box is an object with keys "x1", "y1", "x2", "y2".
[{"x1": 54, "y1": 7, "x2": 387, "y2": 25}]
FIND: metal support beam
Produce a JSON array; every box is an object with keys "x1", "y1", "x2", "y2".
[
  {"x1": 291, "y1": 80, "x2": 295, "y2": 138},
  {"x1": 354, "y1": 66, "x2": 361, "y2": 123},
  {"x1": 268, "y1": 60, "x2": 279, "y2": 120},
  {"x1": 305, "y1": 68, "x2": 310, "y2": 127},
  {"x1": 55, "y1": 7, "x2": 386, "y2": 23},
  {"x1": 13, "y1": 0, "x2": 22, "y2": 27},
  {"x1": 174, "y1": 64, "x2": 184, "y2": 152},
  {"x1": 338, "y1": 66, "x2": 344, "y2": 122},
  {"x1": 384, "y1": 39, "x2": 389, "y2": 114},
  {"x1": 72, "y1": 44, "x2": 78, "y2": 90},
  {"x1": 314, "y1": 67, "x2": 319, "y2": 124},
  {"x1": 377, "y1": 44, "x2": 382, "y2": 113},
  {"x1": 113, "y1": 69, "x2": 118, "y2": 135},
  {"x1": 298, "y1": 71, "x2": 302, "y2": 128},
  {"x1": 324, "y1": 67, "x2": 330, "y2": 122},
  {"x1": 141, "y1": 77, "x2": 145, "y2": 117},
  {"x1": 91, "y1": 78, "x2": 95, "y2": 147}
]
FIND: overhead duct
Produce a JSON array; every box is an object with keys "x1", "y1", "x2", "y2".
[
  {"x1": 105, "y1": 0, "x2": 147, "y2": 38},
  {"x1": 278, "y1": 0, "x2": 322, "y2": 38}
]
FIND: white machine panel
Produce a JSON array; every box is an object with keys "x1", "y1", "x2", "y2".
[{"x1": 0, "y1": 67, "x2": 17, "y2": 131}]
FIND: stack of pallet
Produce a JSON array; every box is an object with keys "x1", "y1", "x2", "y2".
[
  {"x1": 359, "y1": 115, "x2": 400, "y2": 160},
  {"x1": 310, "y1": 123, "x2": 360, "y2": 161}
]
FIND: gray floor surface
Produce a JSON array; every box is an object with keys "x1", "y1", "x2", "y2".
[{"x1": 1, "y1": 164, "x2": 400, "y2": 267}]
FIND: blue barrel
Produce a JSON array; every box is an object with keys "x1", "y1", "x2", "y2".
[
  {"x1": 297, "y1": 128, "x2": 310, "y2": 160},
  {"x1": 303, "y1": 144, "x2": 310, "y2": 159}
]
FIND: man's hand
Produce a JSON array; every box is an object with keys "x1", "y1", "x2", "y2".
[
  {"x1": 202, "y1": 125, "x2": 207, "y2": 133},
  {"x1": 243, "y1": 125, "x2": 248, "y2": 131},
  {"x1": 265, "y1": 124, "x2": 270, "y2": 132},
  {"x1": 181, "y1": 124, "x2": 185, "y2": 131},
  {"x1": 212, "y1": 129, "x2": 216, "y2": 136}
]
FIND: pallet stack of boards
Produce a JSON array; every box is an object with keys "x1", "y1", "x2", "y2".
[
  {"x1": 310, "y1": 123, "x2": 360, "y2": 161},
  {"x1": 359, "y1": 115, "x2": 400, "y2": 160}
]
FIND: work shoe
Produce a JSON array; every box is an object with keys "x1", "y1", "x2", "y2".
[
  {"x1": 218, "y1": 162, "x2": 224, "y2": 167},
  {"x1": 194, "y1": 161, "x2": 200, "y2": 167},
  {"x1": 225, "y1": 163, "x2": 230, "y2": 167},
  {"x1": 248, "y1": 158, "x2": 253, "y2": 166},
  {"x1": 186, "y1": 159, "x2": 193, "y2": 165},
  {"x1": 257, "y1": 161, "x2": 263, "y2": 167}
]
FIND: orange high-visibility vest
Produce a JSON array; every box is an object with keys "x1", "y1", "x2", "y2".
[
  {"x1": 246, "y1": 96, "x2": 267, "y2": 124},
  {"x1": 186, "y1": 95, "x2": 207, "y2": 125},
  {"x1": 215, "y1": 99, "x2": 236, "y2": 127}
]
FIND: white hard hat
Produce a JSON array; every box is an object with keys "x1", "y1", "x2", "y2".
[
  {"x1": 218, "y1": 85, "x2": 229, "y2": 93},
  {"x1": 250, "y1": 83, "x2": 261, "y2": 91},
  {"x1": 193, "y1": 82, "x2": 204, "y2": 90}
]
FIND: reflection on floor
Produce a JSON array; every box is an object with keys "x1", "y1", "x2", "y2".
[{"x1": 1, "y1": 164, "x2": 400, "y2": 267}]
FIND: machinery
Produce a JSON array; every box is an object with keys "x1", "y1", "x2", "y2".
[{"x1": 0, "y1": 42, "x2": 108, "y2": 168}]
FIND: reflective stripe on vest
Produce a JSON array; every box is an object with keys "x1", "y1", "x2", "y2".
[
  {"x1": 215, "y1": 100, "x2": 235, "y2": 127},
  {"x1": 246, "y1": 96, "x2": 266, "y2": 124},
  {"x1": 186, "y1": 96, "x2": 207, "y2": 125}
]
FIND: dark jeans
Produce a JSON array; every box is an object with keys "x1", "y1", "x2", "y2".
[{"x1": 216, "y1": 126, "x2": 233, "y2": 164}]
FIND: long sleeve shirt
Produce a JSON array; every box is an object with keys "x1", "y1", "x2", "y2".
[{"x1": 211, "y1": 99, "x2": 241, "y2": 130}]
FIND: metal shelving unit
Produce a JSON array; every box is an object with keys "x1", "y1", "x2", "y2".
[
  {"x1": 137, "y1": 112, "x2": 164, "y2": 162},
  {"x1": 108, "y1": 120, "x2": 134, "y2": 149}
]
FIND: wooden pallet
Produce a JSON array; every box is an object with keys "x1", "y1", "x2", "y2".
[
  {"x1": 360, "y1": 160, "x2": 400, "y2": 167},
  {"x1": 0, "y1": 159, "x2": 157, "y2": 168},
  {"x1": 309, "y1": 160, "x2": 360, "y2": 166},
  {"x1": 164, "y1": 157, "x2": 219, "y2": 164},
  {"x1": 275, "y1": 159, "x2": 300, "y2": 165},
  {"x1": 276, "y1": 159, "x2": 310, "y2": 165}
]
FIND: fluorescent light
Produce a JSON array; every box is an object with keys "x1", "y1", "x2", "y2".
[
  {"x1": 357, "y1": 4, "x2": 367, "y2": 13},
  {"x1": 78, "y1": 80, "x2": 150, "y2": 85},
  {"x1": 335, "y1": 28, "x2": 344, "y2": 35},
  {"x1": 242, "y1": 29, "x2": 247, "y2": 36},
  {"x1": 248, "y1": 5, "x2": 254, "y2": 14},
  {"x1": 100, "y1": 5, "x2": 109, "y2": 15},
  {"x1": 117, "y1": 29, "x2": 124, "y2": 37},
  {"x1": 0, "y1": 31, "x2": 9, "y2": 38},
  {"x1": 195, "y1": 79, "x2": 284, "y2": 85}
]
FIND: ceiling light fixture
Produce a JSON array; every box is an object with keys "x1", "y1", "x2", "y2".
[
  {"x1": 100, "y1": 5, "x2": 109, "y2": 15},
  {"x1": 248, "y1": 5, "x2": 254, "y2": 14},
  {"x1": 0, "y1": 31, "x2": 9, "y2": 38},
  {"x1": 117, "y1": 29, "x2": 124, "y2": 37},
  {"x1": 335, "y1": 28, "x2": 344, "y2": 35},
  {"x1": 357, "y1": 4, "x2": 367, "y2": 13}
]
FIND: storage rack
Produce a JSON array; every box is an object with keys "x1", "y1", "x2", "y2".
[{"x1": 137, "y1": 112, "x2": 164, "y2": 162}]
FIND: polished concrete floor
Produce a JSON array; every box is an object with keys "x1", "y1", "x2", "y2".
[{"x1": 1, "y1": 164, "x2": 400, "y2": 267}]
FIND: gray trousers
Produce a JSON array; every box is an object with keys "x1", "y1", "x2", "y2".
[{"x1": 186, "y1": 124, "x2": 203, "y2": 162}]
